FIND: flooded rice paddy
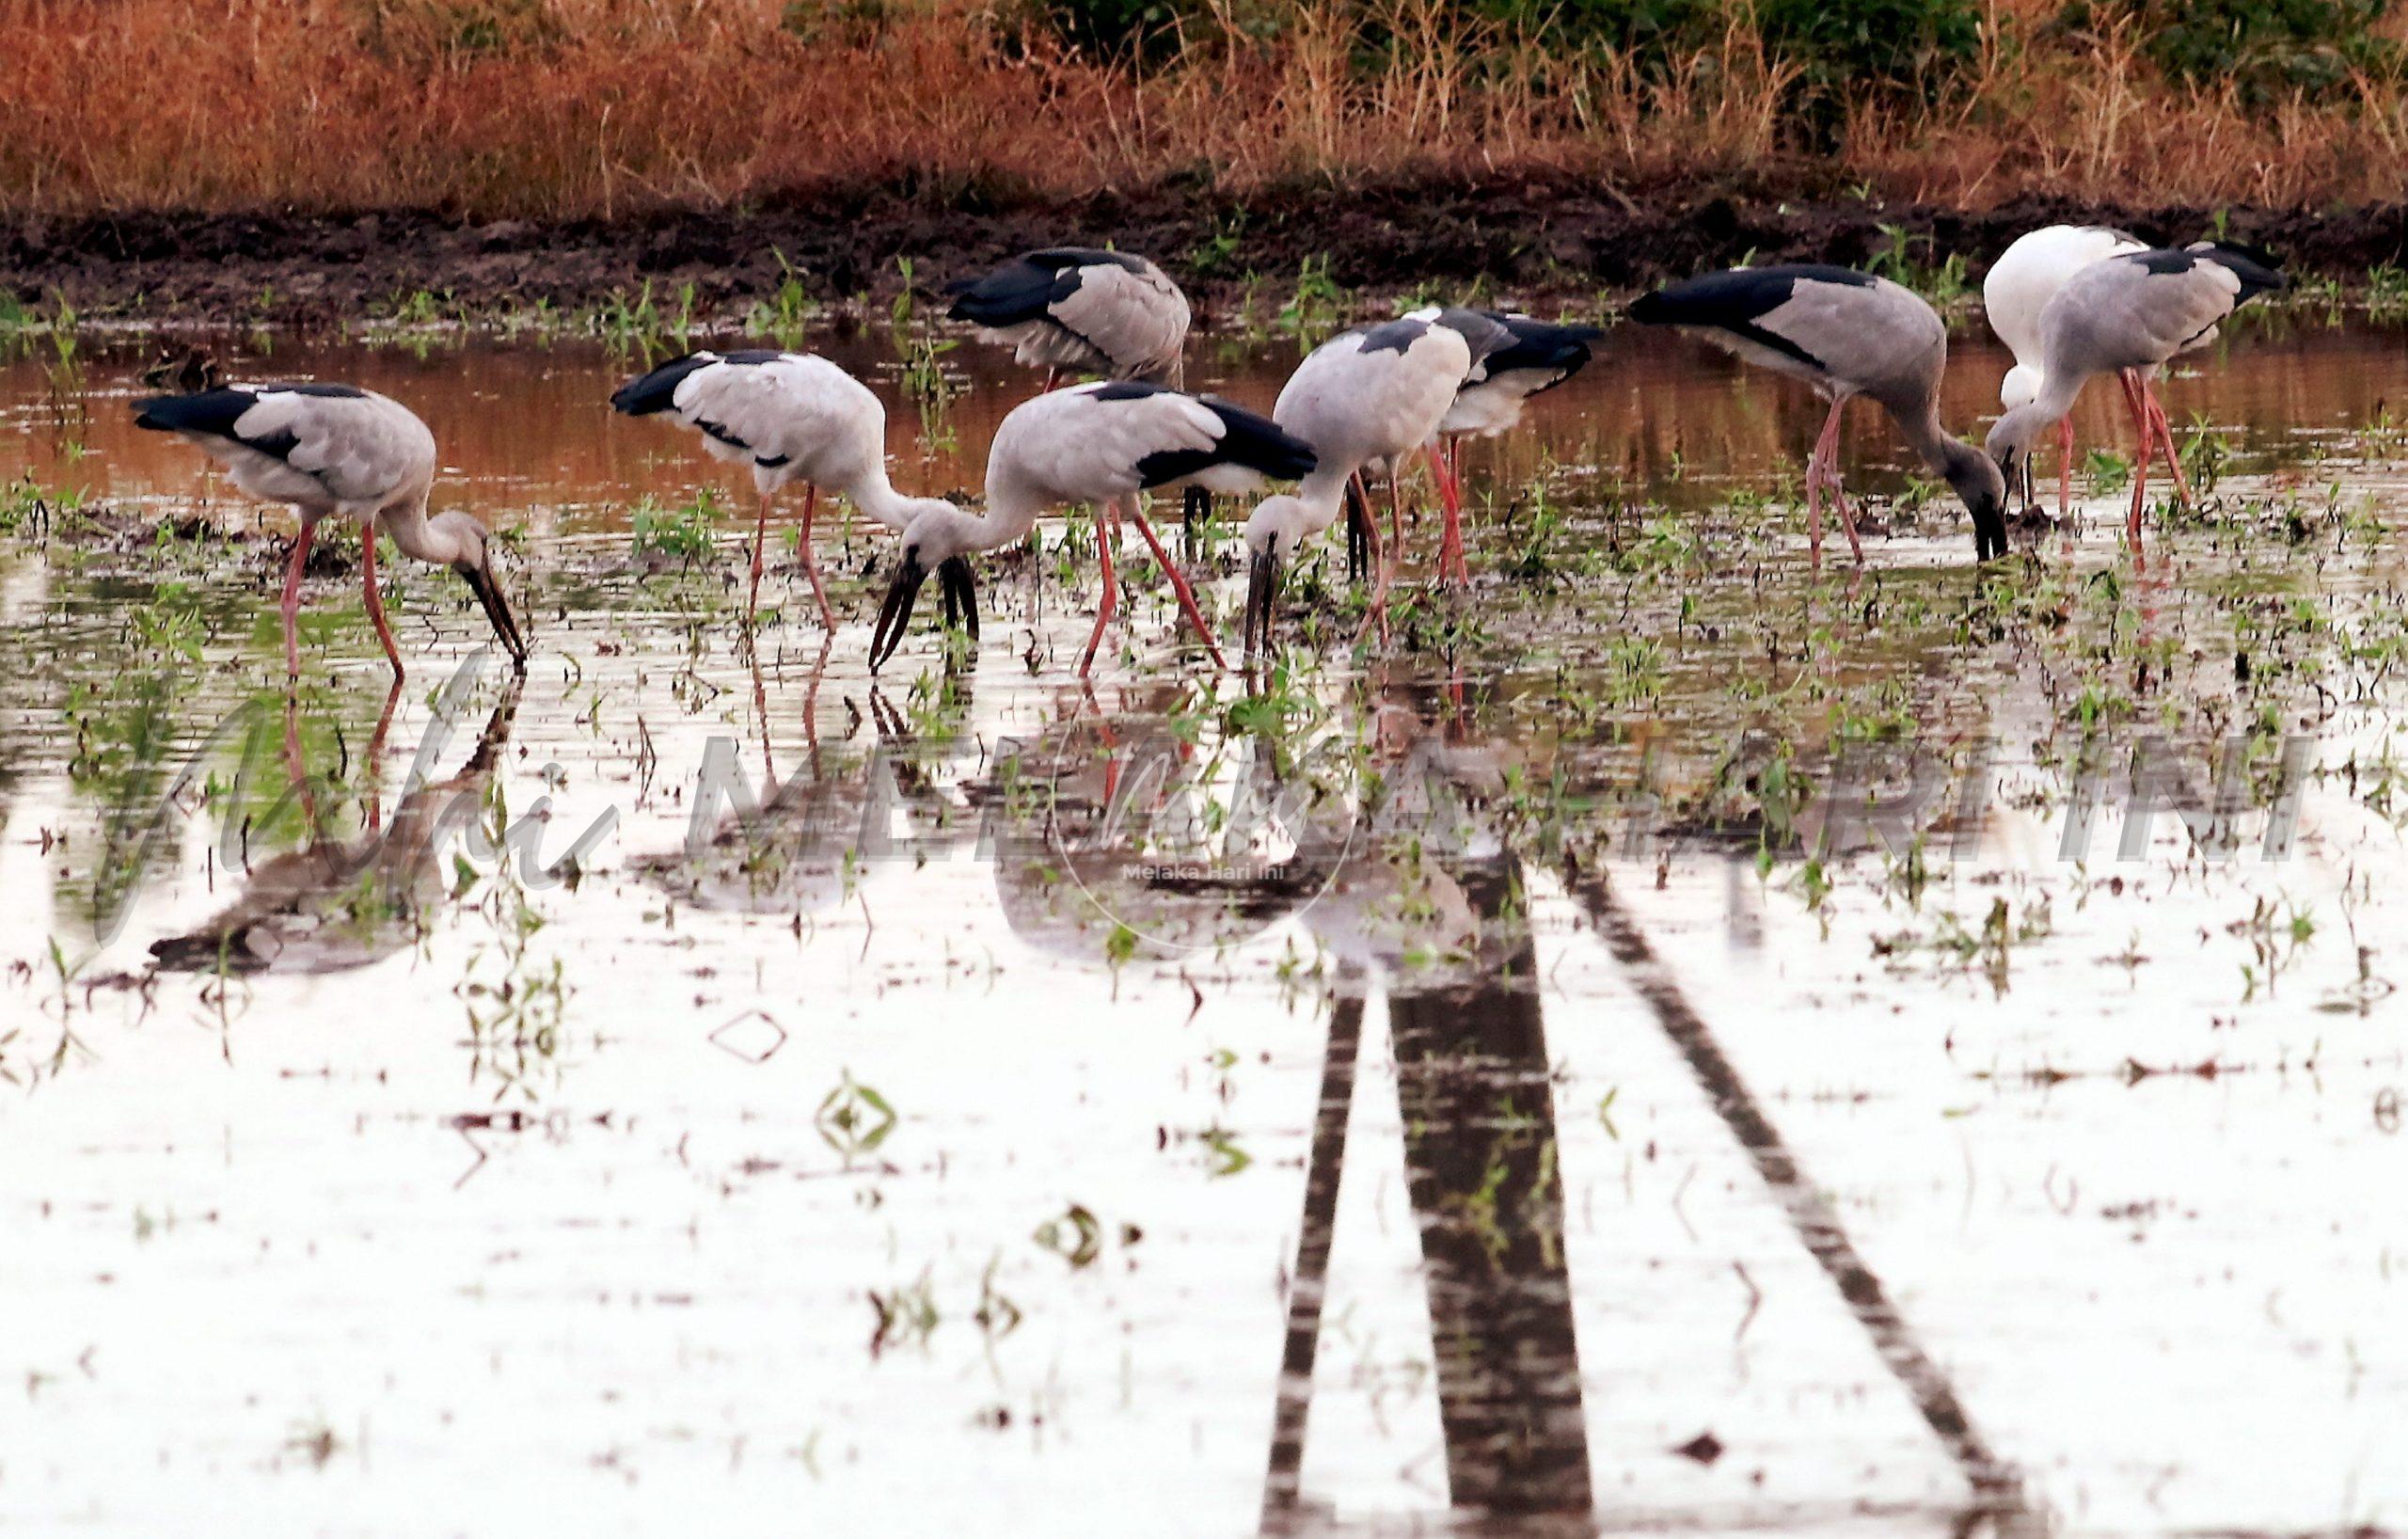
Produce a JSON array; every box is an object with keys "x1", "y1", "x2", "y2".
[{"x1": 3, "y1": 309, "x2": 2406, "y2": 1536}]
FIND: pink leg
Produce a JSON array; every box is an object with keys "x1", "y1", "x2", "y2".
[
  {"x1": 1803, "y1": 434, "x2": 1825, "y2": 564},
  {"x1": 1452, "y1": 437, "x2": 1469, "y2": 580},
  {"x1": 1428, "y1": 441, "x2": 1465, "y2": 585},
  {"x1": 2119, "y1": 370, "x2": 2152, "y2": 554},
  {"x1": 2057, "y1": 414, "x2": 2076, "y2": 522},
  {"x1": 359, "y1": 525, "x2": 405, "y2": 680},
  {"x1": 2147, "y1": 385, "x2": 2194, "y2": 509},
  {"x1": 281, "y1": 517, "x2": 317, "y2": 683},
  {"x1": 1123, "y1": 500, "x2": 1223, "y2": 664},
  {"x1": 1079, "y1": 500, "x2": 1120, "y2": 676},
  {"x1": 1813, "y1": 398, "x2": 1864, "y2": 564},
  {"x1": 1355, "y1": 498, "x2": 1392, "y2": 646},
  {"x1": 798, "y1": 484, "x2": 835, "y2": 632},
  {"x1": 1041, "y1": 369, "x2": 1059, "y2": 393},
  {"x1": 748, "y1": 489, "x2": 773, "y2": 624},
  {"x1": 1123, "y1": 498, "x2": 1228, "y2": 670}
]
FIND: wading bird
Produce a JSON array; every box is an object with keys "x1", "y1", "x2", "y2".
[
  {"x1": 1243, "y1": 311, "x2": 1479, "y2": 653},
  {"x1": 947, "y1": 247, "x2": 1191, "y2": 389},
  {"x1": 1984, "y1": 224, "x2": 2147, "y2": 516},
  {"x1": 870, "y1": 381, "x2": 1316, "y2": 675},
  {"x1": 1429, "y1": 310, "x2": 1604, "y2": 580},
  {"x1": 1985, "y1": 243, "x2": 2285, "y2": 554},
  {"x1": 947, "y1": 248, "x2": 1221, "y2": 543},
  {"x1": 610, "y1": 349, "x2": 974, "y2": 634},
  {"x1": 1630, "y1": 265, "x2": 2009, "y2": 562},
  {"x1": 134, "y1": 385, "x2": 528, "y2": 680}
]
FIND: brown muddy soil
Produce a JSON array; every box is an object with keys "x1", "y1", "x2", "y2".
[{"x1": 8, "y1": 170, "x2": 2408, "y2": 325}]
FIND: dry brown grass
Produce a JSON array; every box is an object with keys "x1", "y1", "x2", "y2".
[{"x1": 2, "y1": 0, "x2": 2403, "y2": 219}]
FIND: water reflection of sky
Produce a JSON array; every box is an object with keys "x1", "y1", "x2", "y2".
[{"x1": 1, "y1": 320, "x2": 2405, "y2": 1536}]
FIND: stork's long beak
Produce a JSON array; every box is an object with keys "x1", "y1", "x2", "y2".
[
  {"x1": 1972, "y1": 490, "x2": 2008, "y2": 563},
  {"x1": 458, "y1": 556, "x2": 529, "y2": 673},
  {"x1": 870, "y1": 552, "x2": 929, "y2": 674},
  {"x1": 1242, "y1": 539, "x2": 1282, "y2": 658},
  {"x1": 938, "y1": 556, "x2": 980, "y2": 646},
  {"x1": 873, "y1": 552, "x2": 979, "y2": 673}
]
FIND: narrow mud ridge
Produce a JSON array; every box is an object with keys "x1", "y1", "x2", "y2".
[
  {"x1": 1560, "y1": 856, "x2": 2034, "y2": 1518},
  {"x1": 8, "y1": 173, "x2": 2406, "y2": 325}
]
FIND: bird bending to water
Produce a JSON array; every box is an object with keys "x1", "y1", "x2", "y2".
[
  {"x1": 1984, "y1": 224, "x2": 2147, "y2": 516},
  {"x1": 1985, "y1": 243, "x2": 2285, "y2": 553},
  {"x1": 947, "y1": 247, "x2": 1191, "y2": 388},
  {"x1": 134, "y1": 385, "x2": 528, "y2": 680},
  {"x1": 1243, "y1": 311, "x2": 1477, "y2": 654},
  {"x1": 1430, "y1": 310, "x2": 1604, "y2": 580},
  {"x1": 1630, "y1": 265, "x2": 2008, "y2": 562},
  {"x1": 870, "y1": 381, "x2": 1315, "y2": 675},
  {"x1": 610, "y1": 349, "x2": 975, "y2": 634}
]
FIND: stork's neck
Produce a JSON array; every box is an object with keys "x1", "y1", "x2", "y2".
[
  {"x1": 1988, "y1": 366, "x2": 2092, "y2": 467},
  {"x1": 2030, "y1": 365, "x2": 2089, "y2": 427},
  {"x1": 1894, "y1": 397, "x2": 1977, "y2": 483},
  {"x1": 376, "y1": 493, "x2": 461, "y2": 565},
  {"x1": 842, "y1": 462, "x2": 925, "y2": 533},
  {"x1": 949, "y1": 469, "x2": 1051, "y2": 554},
  {"x1": 1295, "y1": 467, "x2": 1353, "y2": 534}
]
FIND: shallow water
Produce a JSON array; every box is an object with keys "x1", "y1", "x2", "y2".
[{"x1": 3, "y1": 312, "x2": 2406, "y2": 1537}]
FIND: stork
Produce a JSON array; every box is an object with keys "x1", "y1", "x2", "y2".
[
  {"x1": 869, "y1": 382, "x2": 1315, "y2": 675},
  {"x1": 1429, "y1": 310, "x2": 1604, "y2": 580},
  {"x1": 1242, "y1": 310, "x2": 1479, "y2": 653},
  {"x1": 947, "y1": 247, "x2": 1191, "y2": 388},
  {"x1": 1986, "y1": 243, "x2": 2285, "y2": 554},
  {"x1": 1984, "y1": 224, "x2": 2147, "y2": 516},
  {"x1": 133, "y1": 384, "x2": 528, "y2": 681},
  {"x1": 1630, "y1": 265, "x2": 2009, "y2": 562},
  {"x1": 610, "y1": 349, "x2": 973, "y2": 634}
]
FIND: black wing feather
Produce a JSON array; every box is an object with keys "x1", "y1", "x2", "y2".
[
  {"x1": 2186, "y1": 242, "x2": 2288, "y2": 302},
  {"x1": 133, "y1": 386, "x2": 310, "y2": 461},
  {"x1": 610, "y1": 353, "x2": 718, "y2": 416},
  {"x1": 947, "y1": 254, "x2": 1094, "y2": 326},
  {"x1": 1479, "y1": 312, "x2": 1603, "y2": 384},
  {"x1": 1628, "y1": 265, "x2": 1873, "y2": 371},
  {"x1": 1133, "y1": 397, "x2": 1317, "y2": 488},
  {"x1": 610, "y1": 350, "x2": 784, "y2": 416}
]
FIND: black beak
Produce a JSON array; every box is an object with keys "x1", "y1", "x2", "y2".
[
  {"x1": 937, "y1": 555, "x2": 980, "y2": 646},
  {"x1": 870, "y1": 554, "x2": 929, "y2": 673},
  {"x1": 1342, "y1": 482, "x2": 1369, "y2": 583},
  {"x1": 2018, "y1": 454, "x2": 2036, "y2": 512},
  {"x1": 1973, "y1": 495, "x2": 2007, "y2": 563},
  {"x1": 458, "y1": 557, "x2": 529, "y2": 672},
  {"x1": 1243, "y1": 539, "x2": 1283, "y2": 658}
]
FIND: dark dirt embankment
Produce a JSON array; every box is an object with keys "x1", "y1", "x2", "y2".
[{"x1": 9, "y1": 174, "x2": 2408, "y2": 326}]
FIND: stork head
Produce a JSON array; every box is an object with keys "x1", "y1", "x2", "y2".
[
  {"x1": 1241, "y1": 494, "x2": 1315, "y2": 658},
  {"x1": 869, "y1": 505, "x2": 984, "y2": 673},
  {"x1": 1982, "y1": 401, "x2": 2058, "y2": 515},
  {"x1": 1939, "y1": 437, "x2": 2011, "y2": 563},
  {"x1": 428, "y1": 511, "x2": 530, "y2": 672}
]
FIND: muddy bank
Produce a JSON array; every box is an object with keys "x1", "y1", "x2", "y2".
[{"x1": 8, "y1": 172, "x2": 2408, "y2": 326}]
